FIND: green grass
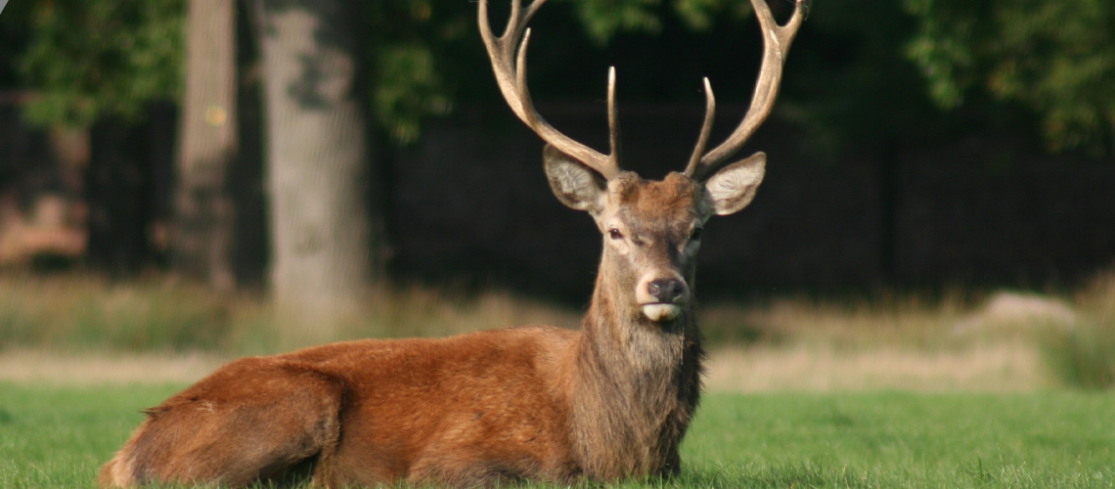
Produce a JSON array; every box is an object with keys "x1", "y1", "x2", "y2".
[
  {"x1": 2, "y1": 383, "x2": 1113, "y2": 488},
  {"x1": 0, "y1": 383, "x2": 181, "y2": 489},
  {"x1": 683, "y1": 392, "x2": 1115, "y2": 488}
]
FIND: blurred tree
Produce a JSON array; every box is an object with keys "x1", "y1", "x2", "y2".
[
  {"x1": 18, "y1": 0, "x2": 184, "y2": 128},
  {"x1": 175, "y1": 0, "x2": 237, "y2": 290},
  {"x1": 4, "y1": 0, "x2": 676, "y2": 300},
  {"x1": 362, "y1": 0, "x2": 689, "y2": 144},
  {"x1": 363, "y1": 1, "x2": 456, "y2": 145},
  {"x1": 904, "y1": 0, "x2": 1115, "y2": 155},
  {"x1": 13, "y1": 0, "x2": 185, "y2": 276},
  {"x1": 25, "y1": 0, "x2": 1096, "y2": 291},
  {"x1": 251, "y1": 0, "x2": 373, "y2": 314},
  {"x1": 0, "y1": 1, "x2": 27, "y2": 88}
]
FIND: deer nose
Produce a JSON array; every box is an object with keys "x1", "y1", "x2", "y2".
[{"x1": 647, "y1": 279, "x2": 685, "y2": 303}]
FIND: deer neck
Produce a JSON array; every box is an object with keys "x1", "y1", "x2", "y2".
[
  {"x1": 582, "y1": 271, "x2": 694, "y2": 366},
  {"x1": 566, "y1": 251, "x2": 704, "y2": 479}
]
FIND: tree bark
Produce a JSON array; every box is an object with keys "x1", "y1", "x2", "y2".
[
  {"x1": 174, "y1": 0, "x2": 237, "y2": 290},
  {"x1": 255, "y1": 0, "x2": 372, "y2": 313}
]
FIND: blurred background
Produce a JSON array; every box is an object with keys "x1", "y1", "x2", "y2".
[{"x1": 0, "y1": 0, "x2": 1112, "y2": 390}]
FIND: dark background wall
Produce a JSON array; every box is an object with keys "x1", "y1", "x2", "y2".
[
  {"x1": 3, "y1": 99, "x2": 1115, "y2": 299},
  {"x1": 390, "y1": 104, "x2": 1115, "y2": 299}
]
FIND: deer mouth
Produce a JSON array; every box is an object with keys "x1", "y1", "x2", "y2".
[{"x1": 641, "y1": 303, "x2": 683, "y2": 322}]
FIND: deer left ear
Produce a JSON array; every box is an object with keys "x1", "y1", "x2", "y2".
[
  {"x1": 704, "y1": 152, "x2": 766, "y2": 216},
  {"x1": 544, "y1": 145, "x2": 608, "y2": 214}
]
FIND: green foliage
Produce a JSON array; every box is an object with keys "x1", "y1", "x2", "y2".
[
  {"x1": 572, "y1": 0, "x2": 759, "y2": 39},
  {"x1": 17, "y1": 0, "x2": 185, "y2": 128},
  {"x1": 671, "y1": 0, "x2": 753, "y2": 31},
  {"x1": 564, "y1": 0, "x2": 755, "y2": 45},
  {"x1": 362, "y1": 0, "x2": 678, "y2": 144},
  {"x1": 570, "y1": 0, "x2": 661, "y2": 43},
  {"x1": 10, "y1": 0, "x2": 1112, "y2": 156},
  {"x1": 904, "y1": 0, "x2": 1115, "y2": 153},
  {"x1": 371, "y1": 44, "x2": 452, "y2": 145},
  {"x1": 8, "y1": 0, "x2": 683, "y2": 142},
  {"x1": 364, "y1": 1, "x2": 464, "y2": 144},
  {"x1": 3, "y1": 0, "x2": 800, "y2": 144}
]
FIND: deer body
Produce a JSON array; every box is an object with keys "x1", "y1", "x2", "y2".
[
  {"x1": 100, "y1": 173, "x2": 708, "y2": 488},
  {"x1": 100, "y1": 0, "x2": 804, "y2": 486}
]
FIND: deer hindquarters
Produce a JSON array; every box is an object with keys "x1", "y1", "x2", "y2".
[{"x1": 98, "y1": 358, "x2": 345, "y2": 487}]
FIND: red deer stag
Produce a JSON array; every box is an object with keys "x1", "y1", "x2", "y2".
[{"x1": 99, "y1": 0, "x2": 805, "y2": 486}]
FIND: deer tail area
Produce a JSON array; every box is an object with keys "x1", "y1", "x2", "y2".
[{"x1": 98, "y1": 357, "x2": 346, "y2": 488}]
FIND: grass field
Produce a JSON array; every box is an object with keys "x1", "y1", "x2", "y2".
[
  {"x1": 1, "y1": 383, "x2": 1113, "y2": 488},
  {"x1": 1, "y1": 272, "x2": 1113, "y2": 487}
]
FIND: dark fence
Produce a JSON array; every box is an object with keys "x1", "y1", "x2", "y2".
[
  {"x1": 392, "y1": 104, "x2": 1115, "y2": 297},
  {"x1": 3, "y1": 100, "x2": 1114, "y2": 297}
]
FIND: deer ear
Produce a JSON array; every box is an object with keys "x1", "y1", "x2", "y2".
[
  {"x1": 704, "y1": 151, "x2": 766, "y2": 216},
  {"x1": 544, "y1": 145, "x2": 607, "y2": 213}
]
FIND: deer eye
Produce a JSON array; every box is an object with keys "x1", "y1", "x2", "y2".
[
  {"x1": 608, "y1": 228, "x2": 624, "y2": 240},
  {"x1": 689, "y1": 228, "x2": 704, "y2": 241}
]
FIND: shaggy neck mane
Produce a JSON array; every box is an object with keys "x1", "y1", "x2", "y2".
[{"x1": 563, "y1": 265, "x2": 704, "y2": 480}]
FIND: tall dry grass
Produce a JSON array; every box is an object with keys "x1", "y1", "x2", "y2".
[
  {"x1": 700, "y1": 268, "x2": 1115, "y2": 391},
  {"x1": 701, "y1": 290, "x2": 976, "y2": 350},
  {"x1": 0, "y1": 275, "x2": 234, "y2": 352},
  {"x1": 0, "y1": 274, "x2": 580, "y2": 356},
  {"x1": 1, "y1": 267, "x2": 1112, "y2": 390},
  {"x1": 1043, "y1": 267, "x2": 1115, "y2": 389},
  {"x1": 699, "y1": 289, "x2": 1055, "y2": 391}
]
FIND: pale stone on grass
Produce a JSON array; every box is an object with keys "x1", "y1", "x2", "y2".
[
  {"x1": 704, "y1": 343, "x2": 1049, "y2": 393},
  {"x1": 954, "y1": 291, "x2": 1077, "y2": 335}
]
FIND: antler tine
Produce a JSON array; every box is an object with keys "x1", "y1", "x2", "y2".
[
  {"x1": 683, "y1": 78, "x2": 716, "y2": 178},
  {"x1": 607, "y1": 67, "x2": 621, "y2": 166},
  {"x1": 479, "y1": 0, "x2": 620, "y2": 179},
  {"x1": 692, "y1": 0, "x2": 805, "y2": 181}
]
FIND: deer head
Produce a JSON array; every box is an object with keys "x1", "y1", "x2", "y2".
[{"x1": 480, "y1": 0, "x2": 804, "y2": 323}]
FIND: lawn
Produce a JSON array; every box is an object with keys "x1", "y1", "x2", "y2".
[{"x1": 1, "y1": 383, "x2": 1112, "y2": 488}]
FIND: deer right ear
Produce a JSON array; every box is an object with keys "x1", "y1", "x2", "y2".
[
  {"x1": 544, "y1": 145, "x2": 607, "y2": 213},
  {"x1": 704, "y1": 151, "x2": 766, "y2": 216}
]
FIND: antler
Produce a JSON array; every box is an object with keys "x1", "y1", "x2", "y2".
[
  {"x1": 479, "y1": 0, "x2": 621, "y2": 180},
  {"x1": 684, "y1": 0, "x2": 806, "y2": 181}
]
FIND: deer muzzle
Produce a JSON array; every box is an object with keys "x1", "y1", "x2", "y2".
[{"x1": 637, "y1": 276, "x2": 689, "y2": 322}]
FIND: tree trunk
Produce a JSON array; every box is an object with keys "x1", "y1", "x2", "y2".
[
  {"x1": 174, "y1": 0, "x2": 237, "y2": 290},
  {"x1": 255, "y1": 0, "x2": 372, "y2": 313}
]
